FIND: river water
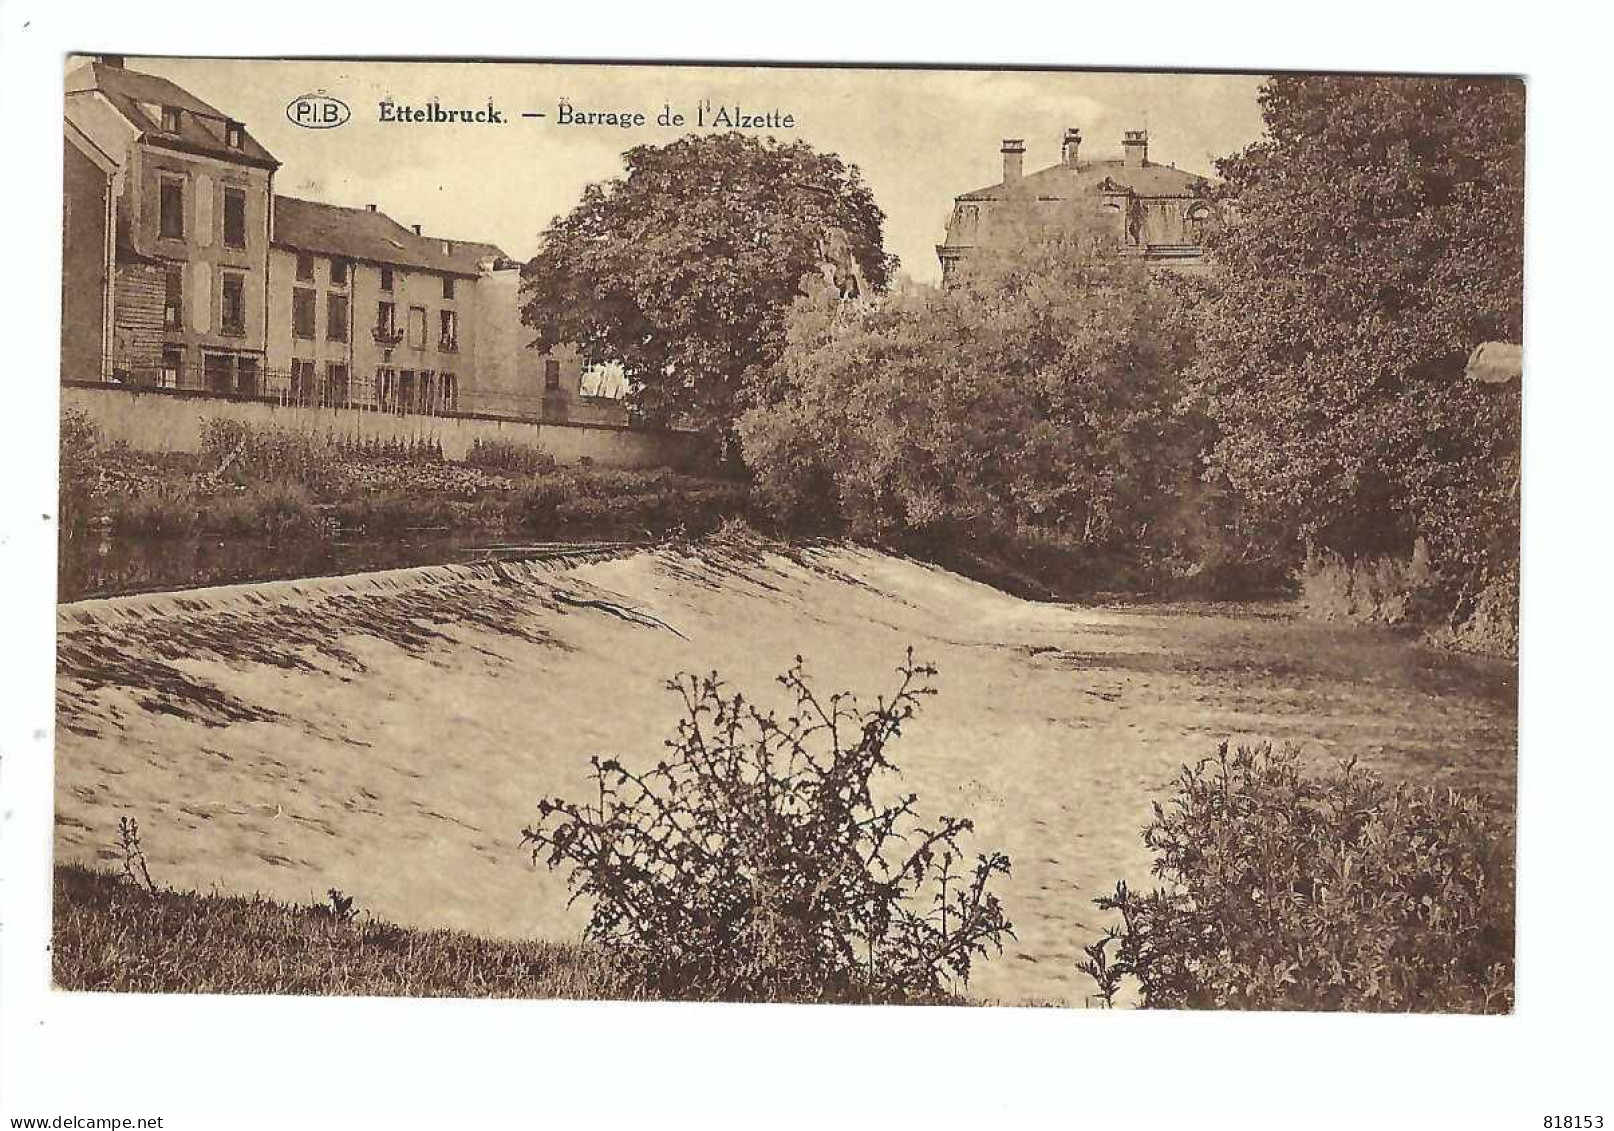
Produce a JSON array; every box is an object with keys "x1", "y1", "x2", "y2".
[
  {"x1": 56, "y1": 530, "x2": 619, "y2": 602},
  {"x1": 54, "y1": 544, "x2": 1517, "y2": 1006}
]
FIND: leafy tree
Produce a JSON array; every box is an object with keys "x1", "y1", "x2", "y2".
[
  {"x1": 521, "y1": 133, "x2": 895, "y2": 445},
  {"x1": 1192, "y1": 76, "x2": 1524, "y2": 588},
  {"x1": 740, "y1": 201, "x2": 1205, "y2": 560}
]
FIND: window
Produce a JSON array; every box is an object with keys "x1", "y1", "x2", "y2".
[
  {"x1": 160, "y1": 105, "x2": 182, "y2": 133},
  {"x1": 330, "y1": 259, "x2": 349, "y2": 287},
  {"x1": 398, "y1": 369, "x2": 416, "y2": 414},
  {"x1": 296, "y1": 252, "x2": 314, "y2": 282},
  {"x1": 442, "y1": 276, "x2": 455, "y2": 300},
  {"x1": 420, "y1": 370, "x2": 436, "y2": 413},
  {"x1": 544, "y1": 358, "x2": 561, "y2": 390},
  {"x1": 326, "y1": 293, "x2": 349, "y2": 342},
  {"x1": 159, "y1": 178, "x2": 184, "y2": 240},
  {"x1": 220, "y1": 272, "x2": 246, "y2": 336},
  {"x1": 291, "y1": 359, "x2": 318, "y2": 406},
  {"x1": 438, "y1": 309, "x2": 457, "y2": 350},
  {"x1": 236, "y1": 356, "x2": 259, "y2": 398},
  {"x1": 326, "y1": 362, "x2": 350, "y2": 407},
  {"x1": 376, "y1": 301, "x2": 397, "y2": 341},
  {"x1": 407, "y1": 306, "x2": 426, "y2": 350},
  {"x1": 160, "y1": 346, "x2": 183, "y2": 390},
  {"x1": 379, "y1": 265, "x2": 394, "y2": 292},
  {"x1": 292, "y1": 287, "x2": 316, "y2": 340},
  {"x1": 163, "y1": 266, "x2": 183, "y2": 329},
  {"x1": 203, "y1": 352, "x2": 232, "y2": 393},
  {"x1": 377, "y1": 366, "x2": 396, "y2": 411},
  {"x1": 225, "y1": 121, "x2": 243, "y2": 148},
  {"x1": 441, "y1": 373, "x2": 457, "y2": 412},
  {"x1": 222, "y1": 188, "x2": 246, "y2": 250}
]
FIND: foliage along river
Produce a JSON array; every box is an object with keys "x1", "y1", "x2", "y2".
[
  {"x1": 56, "y1": 529, "x2": 638, "y2": 602},
  {"x1": 52, "y1": 541, "x2": 1517, "y2": 1006}
]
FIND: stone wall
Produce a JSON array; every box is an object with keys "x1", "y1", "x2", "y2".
[{"x1": 63, "y1": 382, "x2": 704, "y2": 470}]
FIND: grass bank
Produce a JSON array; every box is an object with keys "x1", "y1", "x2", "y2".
[{"x1": 53, "y1": 864, "x2": 631, "y2": 999}]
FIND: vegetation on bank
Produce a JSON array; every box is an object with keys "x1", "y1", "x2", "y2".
[
  {"x1": 59, "y1": 411, "x2": 751, "y2": 547},
  {"x1": 1079, "y1": 744, "x2": 1514, "y2": 1012},
  {"x1": 53, "y1": 863, "x2": 629, "y2": 999}
]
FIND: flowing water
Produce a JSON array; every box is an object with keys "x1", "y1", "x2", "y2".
[{"x1": 53, "y1": 544, "x2": 1517, "y2": 1006}]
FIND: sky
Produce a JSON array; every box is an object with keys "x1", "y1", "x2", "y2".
[{"x1": 84, "y1": 57, "x2": 1270, "y2": 283}]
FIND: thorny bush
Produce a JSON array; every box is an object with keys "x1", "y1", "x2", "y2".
[
  {"x1": 522, "y1": 651, "x2": 1013, "y2": 1003},
  {"x1": 1079, "y1": 743, "x2": 1514, "y2": 1012}
]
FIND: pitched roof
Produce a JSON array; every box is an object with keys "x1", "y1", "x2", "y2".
[
  {"x1": 65, "y1": 59, "x2": 279, "y2": 170},
  {"x1": 272, "y1": 196, "x2": 510, "y2": 278},
  {"x1": 959, "y1": 157, "x2": 1213, "y2": 201}
]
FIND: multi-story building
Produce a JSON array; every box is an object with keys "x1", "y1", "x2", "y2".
[
  {"x1": 267, "y1": 196, "x2": 496, "y2": 413},
  {"x1": 61, "y1": 55, "x2": 631, "y2": 426},
  {"x1": 64, "y1": 56, "x2": 279, "y2": 391},
  {"x1": 937, "y1": 128, "x2": 1217, "y2": 282}
]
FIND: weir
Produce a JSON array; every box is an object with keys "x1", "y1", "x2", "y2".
[{"x1": 51, "y1": 543, "x2": 1517, "y2": 1007}]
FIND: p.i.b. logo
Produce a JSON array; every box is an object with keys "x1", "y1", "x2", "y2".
[{"x1": 286, "y1": 91, "x2": 351, "y2": 129}]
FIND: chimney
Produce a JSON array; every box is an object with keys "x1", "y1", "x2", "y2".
[
  {"x1": 366, "y1": 203, "x2": 377, "y2": 212},
  {"x1": 1061, "y1": 128, "x2": 1082, "y2": 168},
  {"x1": 411, "y1": 224, "x2": 422, "y2": 235},
  {"x1": 1123, "y1": 129, "x2": 1148, "y2": 168},
  {"x1": 1001, "y1": 138, "x2": 1026, "y2": 184},
  {"x1": 100, "y1": 55, "x2": 125, "y2": 69}
]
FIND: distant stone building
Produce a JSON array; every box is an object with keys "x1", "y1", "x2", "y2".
[{"x1": 937, "y1": 128, "x2": 1217, "y2": 282}]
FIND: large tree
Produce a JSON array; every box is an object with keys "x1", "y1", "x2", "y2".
[
  {"x1": 521, "y1": 133, "x2": 894, "y2": 444},
  {"x1": 1193, "y1": 75, "x2": 1524, "y2": 582},
  {"x1": 740, "y1": 203, "x2": 1204, "y2": 556}
]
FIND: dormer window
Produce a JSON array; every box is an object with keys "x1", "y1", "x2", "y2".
[
  {"x1": 160, "y1": 105, "x2": 182, "y2": 133},
  {"x1": 225, "y1": 121, "x2": 243, "y2": 148}
]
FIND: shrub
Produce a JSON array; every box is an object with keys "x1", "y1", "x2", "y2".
[
  {"x1": 1443, "y1": 561, "x2": 1519, "y2": 659},
  {"x1": 201, "y1": 418, "x2": 341, "y2": 493},
  {"x1": 517, "y1": 467, "x2": 750, "y2": 536},
  {"x1": 465, "y1": 437, "x2": 557, "y2": 477},
  {"x1": 59, "y1": 408, "x2": 102, "y2": 537},
  {"x1": 522, "y1": 653, "x2": 1013, "y2": 1003},
  {"x1": 1079, "y1": 743, "x2": 1514, "y2": 1013},
  {"x1": 1299, "y1": 543, "x2": 1443, "y2": 627},
  {"x1": 108, "y1": 480, "x2": 198, "y2": 538},
  {"x1": 327, "y1": 491, "x2": 450, "y2": 535},
  {"x1": 200, "y1": 482, "x2": 321, "y2": 538}
]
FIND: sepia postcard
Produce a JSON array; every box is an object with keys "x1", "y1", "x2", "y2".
[{"x1": 51, "y1": 54, "x2": 1522, "y2": 1015}]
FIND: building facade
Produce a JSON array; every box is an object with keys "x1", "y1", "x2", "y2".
[
  {"x1": 65, "y1": 56, "x2": 279, "y2": 392},
  {"x1": 937, "y1": 128, "x2": 1218, "y2": 282},
  {"x1": 267, "y1": 196, "x2": 491, "y2": 414},
  {"x1": 61, "y1": 55, "x2": 630, "y2": 427}
]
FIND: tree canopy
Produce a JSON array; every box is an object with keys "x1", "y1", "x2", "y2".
[
  {"x1": 521, "y1": 133, "x2": 895, "y2": 444},
  {"x1": 740, "y1": 202, "x2": 1204, "y2": 558},
  {"x1": 1192, "y1": 75, "x2": 1524, "y2": 580}
]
